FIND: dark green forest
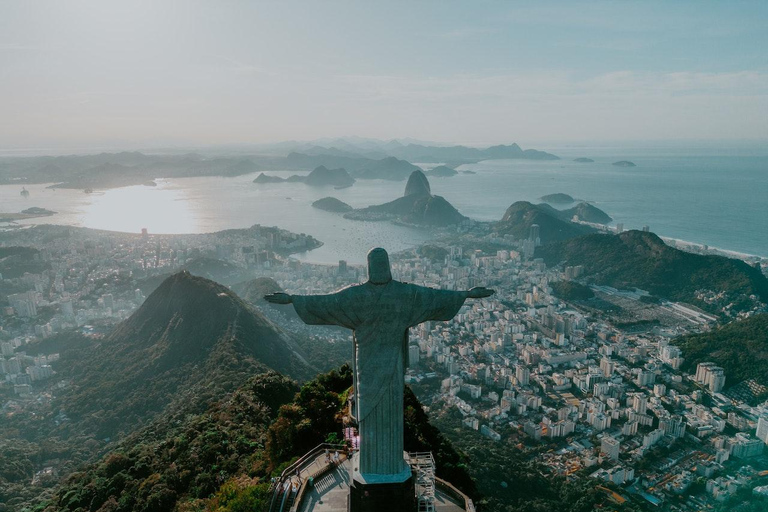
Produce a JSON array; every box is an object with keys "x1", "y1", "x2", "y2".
[
  {"x1": 675, "y1": 314, "x2": 768, "y2": 388},
  {"x1": 30, "y1": 365, "x2": 479, "y2": 512},
  {"x1": 537, "y1": 231, "x2": 768, "y2": 314},
  {"x1": 549, "y1": 281, "x2": 595, "y2": 301}
]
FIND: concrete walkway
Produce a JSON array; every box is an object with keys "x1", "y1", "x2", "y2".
[
  {"x1": 272, "y1": 448, "x2": 347, "y2": 512},
  {"x1": 433, "y1": 489, "x2": 466, "y2": 511},
  {"x1": 298, "y1": 458, "x2": 354, "y2": 512},
  {"x1": 297, "y1": 458, "x2": 466, "y2": 512}
]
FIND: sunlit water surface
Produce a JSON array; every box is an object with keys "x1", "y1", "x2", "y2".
[{"x1": 1, "y1": 145, "x2": 766, "y2": 264}]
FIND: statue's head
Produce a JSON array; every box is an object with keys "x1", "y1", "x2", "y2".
[{"x1": 367, "y1": 247, "x2": 392, "y2": 285}]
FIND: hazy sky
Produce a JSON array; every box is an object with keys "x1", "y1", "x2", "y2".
[{"x1": 2, "y1": 1, "x2": 767, "y2": 149}]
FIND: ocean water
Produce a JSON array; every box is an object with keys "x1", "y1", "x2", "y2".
[
  {"x1": 1, "y1": 145, "x2": 766, "y2": 264},
  {"x1": 450, "y1": 151, "x2": 768, "y2": 258}
]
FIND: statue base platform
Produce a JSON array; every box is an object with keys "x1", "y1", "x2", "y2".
[
  {"x1": 349, "y1": 474, "x2": 416, "y2": 512},
  {"x1": 349, "y1": 457, "x2": 415, "y2": 512},
  {"x1": 289, "y1": 453, "x2": 468, "y2": 511}
]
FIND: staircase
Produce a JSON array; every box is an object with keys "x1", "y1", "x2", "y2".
[{"x1": 407, "y1": 452, "x2": 436, "y2": 512}]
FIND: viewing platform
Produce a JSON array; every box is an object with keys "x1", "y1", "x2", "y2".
[{"x1": 268, "y1": 444, "x2": 475, "y2": 512}]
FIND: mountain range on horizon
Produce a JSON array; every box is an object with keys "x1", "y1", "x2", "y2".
[
  {"x1": 145, "y1": 136, "x2": 556, "y2": 158},
  {"x1": 0, "y1": 139, "x2": 559, "y2": 190},
  {"x1": 283, "y1": 140, "x2": 559, "y2": 166}
]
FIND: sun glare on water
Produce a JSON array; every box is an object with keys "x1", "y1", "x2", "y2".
[{"x1": 81, "y1": 182, "x2": 199, "y2": 234}]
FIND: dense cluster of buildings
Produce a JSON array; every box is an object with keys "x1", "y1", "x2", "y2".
[
  {"x1": 0, "y1": 224, "x2": 319, "y2": 396},
  {"x1": 2, "y1": 221, "x2": 766, "y2": 509},
  {"x1": 263, "y1": 238, "x2": 768, "y2": 509}
]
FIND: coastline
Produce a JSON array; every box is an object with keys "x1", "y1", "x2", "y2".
[
  {"x1": 659, "y1": 236, "x2": 767, "y2": 263},
  {"x1": 0, "y1": 212, "x2": 56, "y2": 223},
  {"x1": 2, "y1": 170, "x2": 766, "y2": 265},
  {"x1": 572, "y1": 219, "x2": 767, "y2": 263},
  {"x1": 3, "y1": 216, "x2": 765, "y2": 269}
]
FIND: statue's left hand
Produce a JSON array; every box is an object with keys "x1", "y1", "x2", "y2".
[
  {"x1": 467, "y1": 287, "x2": 495, "y2": 299},
  {"x1": 264, "y1": 292, "x2": 293, "y2": 304}
]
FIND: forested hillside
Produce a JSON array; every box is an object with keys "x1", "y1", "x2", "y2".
[
  {"x1": 675, "y1": 314, "x2": 768, "y2": 388},
  {"x1": 537, "y1": 231, "x2": 768, "y2": 314}
]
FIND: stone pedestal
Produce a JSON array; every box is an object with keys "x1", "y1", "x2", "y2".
[
  {"x1": 348, "y1": 453, "x2": 416, "y2": 512},
  {"x1": 349, "y1": 474, "x2": 416, "y2": 512}
]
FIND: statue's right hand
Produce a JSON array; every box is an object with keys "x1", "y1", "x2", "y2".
[
  {"x1": 467, "y1": 287, "x2": 495, "y2": 299},
  {"x1": 264, "y1": 292, "x2": 293, "y2": 305}
]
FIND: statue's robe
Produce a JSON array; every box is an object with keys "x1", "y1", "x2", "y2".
[{"x1": 292, "y1": 280, "x2": 466, "y2": 478}]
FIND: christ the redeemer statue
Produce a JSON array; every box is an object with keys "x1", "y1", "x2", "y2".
[{"x1": 266, "y1": 248, "x2": 494, "y2": 489}]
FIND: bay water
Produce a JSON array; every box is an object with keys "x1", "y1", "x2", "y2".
[{"x1": 1, "y1": 144, "x2": 766, "y2": 264}]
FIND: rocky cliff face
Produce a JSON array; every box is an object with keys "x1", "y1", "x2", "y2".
[
  {"x1": 403, "y1": 169, "x2": 432, "y2": 197},
  {"x1": 345, "y1": 170, "x2": 466, "y2": 226}
]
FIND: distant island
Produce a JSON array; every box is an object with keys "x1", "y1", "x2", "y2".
[
  {"x1": 21, "y1": 207, "x2": 57, "y2": 215},
  {"x1": 540, "y1": 193, "x2": 575, "y2": 204},
  {"x1": 312, "y1": 197, "x2": 353, "y2": 213},
  {"x1": 612, "y1": 160, "x2": 637, "y2": 167},
  {"x1": 285, "y1": 153, "x2": 419, "y2": 181},
  {"x1": 344, "y1": 170, "x2": 467, "y2": 226},
  {"x1": 0, "y1": 207, "x2": 58, "y2": 222},
  {"x1": 253, "y1": 165, "x2": 356, "y2": 188},
  {"x1": 573, "y1": 157, "x2": 594, "y2": 163},
  {"x1": 425, "y1": 165, "x2": 458, "y2": 177},
  {"x1": 253, "y1": 173, "x2": 290, "y2": 184}
]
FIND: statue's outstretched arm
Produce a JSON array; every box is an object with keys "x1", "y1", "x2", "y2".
[
  {"x1": 405, "y1": 284, "x2": 495, "y2": 326},
  {"x1": 464, "y1": 286, "x2": 495, "y2": 299},
  {"x1": 266, "y1": 288, "x2": 359, "y2": 329},
  {"x1": 264, "y1": 292, "x2": 292, "y2": 304}
]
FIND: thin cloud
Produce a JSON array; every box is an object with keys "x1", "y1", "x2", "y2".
[
  {"x1": 582, "y1": 71, "x2": 768, "y2": 96},
  {"x1": 336, "y1": 70, "x2": 768, "y2": 103},
  {"x1": 0, "y1": 43, "x2": 36, "y2": 51},
  {"x1": 552, "y1": 39, "x2": 649, "y2": 52},
  {"x1": 210, "y1": 54, "x2": 274, "y2": 76},
  {"x1": 439, "y1": 26, "x2": 499, "y2": 39}
]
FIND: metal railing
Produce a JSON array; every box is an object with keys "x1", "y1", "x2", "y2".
[
  {"x1": 267, "y1": 443, "x2": 347, "y2": 512},
  {"x1": 289, "y1": 455, "x2": 346, "y2": 512},
  {"x1": 435, "y1": 477, "x2": 476, "y2": 512}
]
